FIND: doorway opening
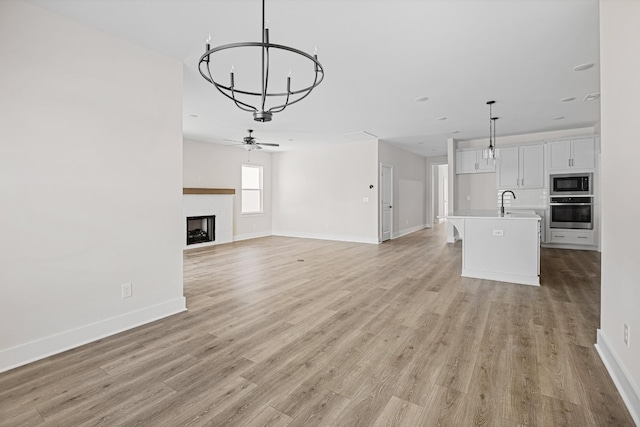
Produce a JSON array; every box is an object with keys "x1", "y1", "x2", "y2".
[
  {"x1": 430, "y1": 162, "x2": 449, "y2": 227},
  {"x1": 380, "y1": 163, "x2": 393, "y2": 242}
]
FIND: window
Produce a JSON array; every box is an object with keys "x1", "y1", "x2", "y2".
[{"x1": 241, "y1": 164, "x2": 263, "y2": 214}]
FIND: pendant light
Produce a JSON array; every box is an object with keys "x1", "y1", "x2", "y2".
[{"x1": 483, "y1": 100, "x2": 499, "y2": 160}]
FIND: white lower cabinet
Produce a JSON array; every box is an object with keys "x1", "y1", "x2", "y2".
[{"x1": 549, "y1": 229, "x2": 594, "y2": 245}]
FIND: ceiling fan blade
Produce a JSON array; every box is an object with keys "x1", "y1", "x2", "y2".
[
  {"x1": 222, "y1": 138, "x2": 242, "y2": 143},
  {"x1": 256, "y1": 142, "x2": 279, "y2": 147}
]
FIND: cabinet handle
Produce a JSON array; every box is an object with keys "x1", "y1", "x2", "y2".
[
  {"x1": 555, "y1": 235, "x2": 565, "y2": 238},
  {"x1": 577, "y1": 236, "x2": 588, "y2": 239},
  {"x1": 521, "y1": 178, "x2": 524, "y2": 186},
  {"x1": 475, "y1": 162, "x2": 478, "y2": 170}
]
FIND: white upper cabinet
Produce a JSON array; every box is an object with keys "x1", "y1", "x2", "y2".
[
  {"x1": 547, "y1": 137, "x2": 595, "y2": 171},
  {"x1": 456, "y1": 150, "x2": 479, "y2": 174},
  {"x1": 571, "y1": 138, "x2": 596, "y2": 169},
  {"x1": 456, "y1": 149, "x2": 496, "y2": 174},
  {"x1": 496, "y1": 146, "x2": 519, "y2": 188},
  {"x1": 520, "y1": 144, "x2": 545, "y2": 188},
  {"x1": 497, "y1": 144, "x2": 544, "y2": 189}
]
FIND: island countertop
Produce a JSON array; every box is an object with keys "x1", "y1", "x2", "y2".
[{"x1": 446, "y1": 210, "x2": 541, "y2": 220}]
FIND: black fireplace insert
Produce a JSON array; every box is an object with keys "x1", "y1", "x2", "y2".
[{"x1": 186, "y1": 215, "x2": 215, "y2": 245}]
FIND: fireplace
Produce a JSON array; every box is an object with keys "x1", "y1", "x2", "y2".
[{"x1": 186, "y1": 215, "x2": 215, "y2": 245}]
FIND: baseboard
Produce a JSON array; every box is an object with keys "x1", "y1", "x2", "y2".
[
  {"x1": 541, "y1": 243, "x2": 597, "y2": 251},
  {"x1": 595, "y1": 329, "x2": 640, "y2": 425},
  {"x1": 233, "y1": 231, "x2": 272, "y2": 242},
  {"x1": 461, "y1": 268, "x2": 540, "y2": 286},
  {"x1": 392, "y1": 224, "x2": 426, "y2": 239},
  {"x1": 0, "y1": 297, "x2": 186, "y2": 373},
  {"x1": 272, "y1": 230, "x2": 378, "y2": 244}
]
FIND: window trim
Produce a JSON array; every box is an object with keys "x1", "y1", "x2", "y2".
[{"x1": 241, "y1": 164, "x2": 264, "y2": 215}]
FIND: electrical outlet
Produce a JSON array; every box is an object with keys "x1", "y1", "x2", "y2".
[
  {"x1": 492, "y1": 229, "x2": 504, "y2": 237},
  {"x1": 121, "y1": 282, "x2": 133, "y2": 299},
  {"x1": 466, "y1": 195, "x2": 471, "y2": 201},
  {"x1": 624, "y1": 323, "x2": 630, "y2": 347}
]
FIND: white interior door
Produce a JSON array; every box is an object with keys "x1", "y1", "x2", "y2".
[
  {"x1": 442, "y1": 173, "x2": 449, "y2": 220},
  {"x1": 380, "y1": 163, "x2": 393, "y2": 241}
]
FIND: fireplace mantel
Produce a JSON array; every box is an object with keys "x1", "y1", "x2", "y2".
[{"x1": 183, "y1": 188, "x2": 235, "y2": 195}]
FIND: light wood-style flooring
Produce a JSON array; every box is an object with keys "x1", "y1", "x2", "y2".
[{"x1": 0, "y1": 224, "x2": 635, "y2": 426}]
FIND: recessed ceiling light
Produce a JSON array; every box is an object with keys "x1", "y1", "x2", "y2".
[
  {"x1": 573, "y1": 63, "x2": 594, "y2": 71},
  {"x1": 188, "y1": 114, "x2": 198, "y2": 118},
  {"x1": 288, "y1": 139, "x2": 294, "y2": 141},
  {"x1": 417, "y1": 142, "x2": 426, "y2": 145},
  {"x1": 414, "y1": 96, "x2": 429, "y2": 102},
  {"x1": 553, "y1": 116, "x2": 565, "y2": 120},
  {"x1": 450, "y1": 130, "x2": 460, "y2": 134},
  {"x1": 584, "y1": 93, "x2": 601, "y2": 101},
  {"x1": 436, "y1": 116, "x2": 447, "y2": 121},
  {"x1": 560, "y1": 97, "x2": 576, "y2": 102}
]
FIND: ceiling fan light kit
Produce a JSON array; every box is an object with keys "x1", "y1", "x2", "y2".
[
  {"x1": 224, "y1": 129, "x2": 280, "y2": 151},
  {"x1": 199, "y1": 0, "x2": 324, "y2": 122}
]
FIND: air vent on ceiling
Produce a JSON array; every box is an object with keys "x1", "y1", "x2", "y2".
[
  {"x1": 584, "y1": 93, "x2": 600, "y2": 102},
  {"x1": 340, "y1": 131, "x2": 378, "y2": 141}
]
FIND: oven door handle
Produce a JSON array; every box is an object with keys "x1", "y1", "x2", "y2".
[{"x1": 550, "y1": 203, "x2": 593, "y2": 206}]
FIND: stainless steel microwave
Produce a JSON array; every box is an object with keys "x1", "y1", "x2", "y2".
[{"x1": 550, "y1": 173, "x2": 592, "y2": 196}]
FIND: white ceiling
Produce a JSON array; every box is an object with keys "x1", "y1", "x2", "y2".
[{"x1": 30, "y1": 0, "x2": 601, "y2": 157}]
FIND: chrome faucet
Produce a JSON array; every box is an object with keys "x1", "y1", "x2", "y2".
[{"x1": 501, "y1": 190, "x2": 516, "y2": 215}]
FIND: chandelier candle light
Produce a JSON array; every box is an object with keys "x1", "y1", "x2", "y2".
[
  {"x1": 483, "y1": 100, "x2": 499, "y2": 161},
  {"x1": 199, "y1": 0, "x2": 325, "y2": 122}
]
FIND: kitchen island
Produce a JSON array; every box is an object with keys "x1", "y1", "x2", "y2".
[{"x1": 444, "y1": 210, "x2": 541, "y2": 286}]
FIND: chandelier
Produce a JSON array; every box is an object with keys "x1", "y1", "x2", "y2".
[
  {"x1": 198, "y1": 0, "x2": 325, "y2": 122},
  {"x1": 483, "y1": 100, "x2": 499, "y2": 160}
]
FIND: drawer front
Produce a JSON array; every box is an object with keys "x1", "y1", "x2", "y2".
[{"x1": 550, "y1": 230, "x2": 594, "y2": 245}]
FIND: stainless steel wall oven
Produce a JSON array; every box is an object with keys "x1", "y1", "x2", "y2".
[{"x1": 549, "y1": 196, "x2": 593, "y2": 229}]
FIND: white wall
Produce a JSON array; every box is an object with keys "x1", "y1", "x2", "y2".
[
  {"x1": 0, "y1": 2, "x2": 185, "y2": 372},
  {"x1": 598, "y1": 2, "x2": 640, "y2": 423},
  {"x1": 272, "y1": 140, "x2": 379, "y2": 243},
  {"x1": 183, "y1": 139, "x2": 272, "y2": 241},
  {"x1": 379, "y1": 142, "x2": 427, "y2": 238},
  {"x1": 456, "y1": 173, "x2": 497, "y2": 211}
]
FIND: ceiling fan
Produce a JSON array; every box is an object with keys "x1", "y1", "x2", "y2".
[{"x1": 223, "y1": 129, "x2": 280, "y2": 151}]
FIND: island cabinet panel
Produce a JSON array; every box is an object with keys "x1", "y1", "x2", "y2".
[
  {"x1": 445, "y1": 211, "x2": 541, "y2": 286},
  {"x1": 547, "y1": 137, "x2": 595, "y2": 171},
  {"x1": 497, "y1": 144, "x2": 544, "y2": 189},
  {"x1": 464, "y1": 218, "x2": 540, "y2": 280}
]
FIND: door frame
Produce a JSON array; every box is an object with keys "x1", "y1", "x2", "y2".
[{"x1": 379, "y1": 162, "x2": 393, "y2": 242}]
